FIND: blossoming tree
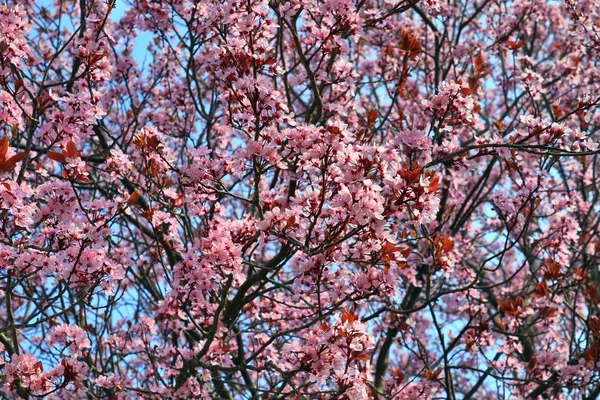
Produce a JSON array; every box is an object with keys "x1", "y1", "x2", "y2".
[{"x1": 1, "y1": 0, "x2": 600, "y2": 398}]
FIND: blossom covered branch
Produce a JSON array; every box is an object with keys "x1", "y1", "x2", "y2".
[{"x1": 0, "y1": 0, "x2": 599, "y2": 399}]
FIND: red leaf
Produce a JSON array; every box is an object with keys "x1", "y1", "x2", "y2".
[
  {"x1": 534, "y1": 281, "x2": 547, "y2": 298},
  {"x1": 76, "y1": 173, "x2": 90, "y2": 183},
  {"x1": 381, "y1": 241, "x2": 411, "y2": 262},
  {"x1": 146, "y1": 136, "x2": 160, "y2": 151},
  {"x1": 585, "y1": 286, "x2": 600, "y2": 303},
  {"x1": 540, "y1": 307, "x2": 557, "y2": 319},
  {"x1": 527, "y1": 356, "x2": 537, "y2": 370},
  {"x1": 399, "y1": 166, "x2": 423, "y2": 185},
  {"x1": 381, "y1": 241, "x2": 400, "y2": 255},
  {"x1": 499, "y1": 297, "x2": 524, "y2": 317},
  {"x1": 428, "y1": 174, "x2": 441, "y2": 194},
  {"x1": 543, "y1": 262, "x2": 562, "y2": 280},
  {"x1": 507, "y1": 40, "x2": 524, "y2": 53},
  {"x1": 367, "y1": 109, "x2": 378, "y2": 126},
  {"x1": 425, "y1": 368, "x2": 442, "y2": 381},
  {"x1": 0, "y1": 153, "x2": 26, "y2": 172},
  {"x1": 34, "y1": 361, "x2": 44, "y2": 372},
  {"x1": 590, "y1": 316, "x2": 600, "y2": 337},
  {"x1": 442, "y1": 236, "x2": 454, "y2": 252},
  {"x1": 0, "y1": 137, "x2": 8, "y2": 162},
  {"x1": 585, "y1": 345, "x2": 600, "y2": 363},
  {"x1": 399, "y1": 31, "x2": 422, "y2": 60},
  {"x1": 473, "y1": 52, "x2": 486, "y2": 73},
  {"x1": 434, "y1": 235, "x2": 455, "y2": 254},
  {"x1": 552, "y1": 104, "x2": 563, "y2": 119},
  {"x1": 341, "y1": 308, "x2": 358, "y2": 324},
  {"x1": 47, "y1": 152, "x2": 66, "y2": 164},
  {"x1": 390, "y1": 368, "x2": 405, "y2": 382},
  {"x1": 65, "y1": 140, "x2": 78, "y2": 159},
  {"x1": 127, "y1": 191, "x2": 141, "y2": 205},
  {"x1": 61, "y1": 358, "x2": 76, "y2": 382},
  {"x1": 354, "y1": 353, "x2": 371, "y2": 361}
]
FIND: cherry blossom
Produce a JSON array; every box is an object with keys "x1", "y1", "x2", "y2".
[{"x1": 0, "y1": 0, "x2": 599, "y2": 398}]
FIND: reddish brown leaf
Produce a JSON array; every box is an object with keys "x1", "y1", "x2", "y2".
[
  {"x1": 381, "y1": 241, "x2": 400, "y2": 255},
  {"x1": 367, "y1": 109, "x2": 378, "y2": 126},
  {"x1": 127, "y1": 191, "x2": 141, "y2": 205},
  {"x1": 399, "y1": 166, "x2": 423, "y2": 185},
  {"x1": 539, "y1": 307, "x2": 557, "y2": 319},
  {"x1": 473, "y1": 52, "x2": 486, "y2": 73},
  {"x1": 354, "y1": 353, "x2": 371, "y2": 361},
  {"x1": 425, "y1": 368, "x2": 442, "y2": 381},
  {"x1": 428, "y1": 174, "x2": 441, "y2": 194},
  {"x1": 381, "y1": 241, "x2": 411, "y2": 263},
  {"x1": 584, "y1": 344, "x2": 600, "y2": 363},
  {"x1": 507, "y1": 40, "x2": 524, "y2": 53},
  {"x1": 146, "y1": 135, "x2": 160, "y2": 151},
  {"x1": 390, "y1": 368, "x2": 405, "y2": 382},
  {"x1": 34, "y1": 361, "x2": 44, "y2": 372},
  {"x1": 585, "y1": 286, "x2": 600, "y2": 303},
  {"x1": 76, "y1": 173, "x2": 90, "y2": 183},
  {"x1": 527, "y1": 356, "x2": 537, "y2": 370},
  {"x1": 341, "y1": 308, "x2": 358, "y2": 324},
  {"x1": 399, "y1": 31, "x2": 422, "y2": 60},
  {"x1": 0, "y1": 137, "x2": 8, "y2": 162},
  {"x1": 574, "y1": 268, "x2": 588, "y2": 284},
  {"x1": 590, "y1": 316, "x2": 600, "y2": 336},
  {"x1": 65, "y1": 140, "x2": 78, "y2": 159},
  {"x1": 0, "y1": 152, "x2": 26, "y2": 173},
  {"x1": 552, "y1": 104, "x2": 563, "y2": 119},
  {"x1": 46, "y1": 152, "x2": 66, "y2": 164},
  {"x1": 543, "y1": 262, "x2": 562, "y2": 280},
  {"x1": 263, "y1": 56, "x2": 276, "y2": 65},
  {"x1": 141, "y1": 208, "x2": 154, "y2": 220},
  {"x1": 534, "y1": 281, "x2": 547, "y2": 298},
  {"x1": 434, "y1": 235, "x2": 455, "y2": 254},
  {"x1": 499, "y1": 297, "x2": 524, "y2": 317}
]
